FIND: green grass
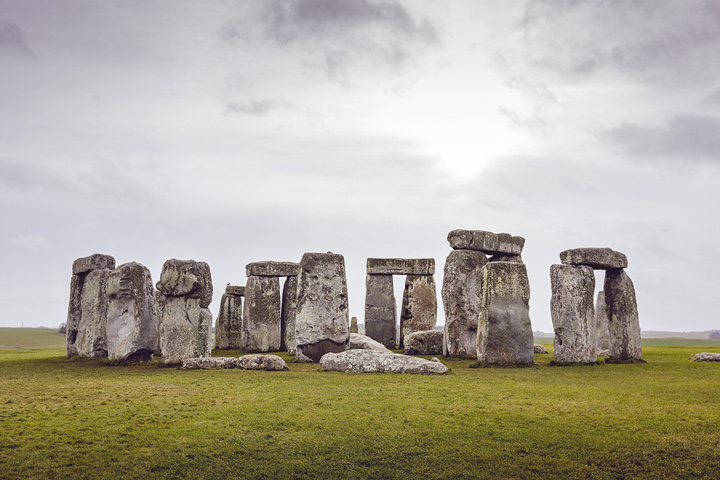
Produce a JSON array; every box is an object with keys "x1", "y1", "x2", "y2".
[
  {"x1": 0, "y1": 328, "x2": 65, "y2": 350},
  {"x1": 1, "y1": 332, "x2": 720, "y2": 479}
]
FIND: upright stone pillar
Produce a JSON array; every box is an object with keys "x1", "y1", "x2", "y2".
[
  {"x1": 550, "y1": 264, "x2": 596, "y2": 363},
  {"x1": 400, "y1": 275, "x2": 437, "y2": 348},
  {"x1": 604, "y1": 269, "x2": 642, "y2": 362},
  {"x1": 477, "y1": 262, "x2": 533, "y2": 364},
  {"x1": 242, "y1": 276, "x2": 281, "y2": 352},
  {"x1": 350, "y1": 316, "x2": 359, "y2": 334},
  {"x1": 281, "y1": 275, "x2": 298, "y2": 354},
  {"x1": 106, "y1": 262, "x2": 158, "y2": 362},
  {"x1": 441, "y1": 249, "x2": 487, "y2": 358},
  {"x1": 295, "y1": 252, "x2": 349, "y2": 362},
  {"x1": 594, "y1": 290, "x2": 610, "y2": 351},
  {"x1": 364, "y1": 274, "x2": 397, "y2": 349},
  {"x1": 215, "y1": 286, "x2": 244, "y2": 350}
]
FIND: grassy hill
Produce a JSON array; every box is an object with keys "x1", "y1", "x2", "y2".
[{"x1": 0, "y1": 327, "x2": 65, "y2": 349}]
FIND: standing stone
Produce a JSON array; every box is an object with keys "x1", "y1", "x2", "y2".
[
  {"x1": 106, "y1": 262, "x2": 158, "y2": 362},
  {"x1": 442, "y1": 249, "x2": 487, "y2": 358},
  {"x1": 595, "y1": 290, "x2": 611, "y2": 351},
  {"x1": 295, "y1": 252, "x2": 350, "y2": 362},
  {"x1": 214, "y1": 289, "x2": 243, "y2": 350},
  {"x1": 400, "y1": 275, "x2": 437, "y2": 348},
  {"x1": 281, "y1": 275, "x2": 298, "y2": 354},
  {"x1": 364, "y1": 274, "x2": 397, "y2": 349},
  {"x1": 350, "y1": 316, "x2": 359, "y2": 334},
  {"x1": 550, "y1": 264, "x2": 597, "y2": 363},
  {"x1": 477, "y1": 262, "x2": 534, "y2": 364},
  {"x1": 156, "y1": 259, "x2": 213, "y2": 363},
  {"x1": 66, "y1": 274, "x2": 83, "y2": 357},
  {"x1": 604, "y1": 269, "x2": 642, "y2": 362},
  {"x1": 242, "y1": 275, "x2": 281, "y2": 352}
]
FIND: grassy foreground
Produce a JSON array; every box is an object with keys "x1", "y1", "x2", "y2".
[{"x1": 1, "y1": 337, "x2": 719, "y2": 479}]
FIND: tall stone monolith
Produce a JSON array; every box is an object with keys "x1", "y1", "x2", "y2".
[
  {"x1": 594, "y1": 290, "x2": 610, "y2": 351},
  {"x1": 400, "y1": 275, "x2": 437, "y2": 348},
  {"x1": 281, "y1": 275, "x2": 298, "y2": 354},
  {"x1": 604, "y1": 269, "x2": 642, "y2": 362},
  {"x1": 364, "y1": 274, "x2": 397, "y2": 348},
  {"x1": 242, "y1": 275, "x2": 281, "y2": 352},
  {"x1": 215, "y1": 286, "x2": 243, "y2": 350},
  {"x1": 550, "y1": 264, "x2": 596, "y2": 363}
]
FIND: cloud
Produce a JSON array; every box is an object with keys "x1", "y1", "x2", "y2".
[
  {"x1": 0, "y1": 19, "x2": 32, "y2": 55},
  {"x1": 11, "y1": 234, "x2": 51, "y2": 250}
]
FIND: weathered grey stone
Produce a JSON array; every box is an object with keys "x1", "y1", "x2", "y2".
[
  {"x1": 441, "y1": 249, "x2": 487, "y2": 358},
  {"x1": 595, "y1": 290, "x2": 611, "y2": 351},
  {"x1": 225, "y1": 285, "x2": 245, "y2": 296},
  {"x1": 560, "y1": 248, "x2": 628, "y2": 270},
  {"x1": 182, "y1": 357, "x2": 237, "y2": 369},
  {"x1": 366, "y1": 258, "x2": 435, "y2": 275},
  {"x1": 693, "y1": 352, "x2": 720, "y2": 362},
  {"x1": 404, "y1": 330, "x2": 443, "y2": 355},
  {"x1": 66, "y1": 274, "x2": 83, "y2": 357},
  {"x1": 534, "y1": 344, "x2": 548, "y2": 354},
  {"x1": 281, "y1": 275, "x2": 298, "y2": 353},
  {"x1": 604, "y1": 269, "x2": 642, "y2": 362},
  {"x1": 156, "y1": 259, "x2": 213, "y2": 308},
  {"x1": 106, "y1": 262, "x2": 158, "y2": 362},
  {"x1": 245, "y1": 261, "x2": 299, "y2": 277},
  {"x1": 319, "y1": 349, "x2": 448, "y2": 374},
  {"x1": 348, "y1": 333, "x2": 392, "y2": 353},
  {"x1": 68, "y1": 269, "x2": 112, "y2": 358},
  {"x1": 477, "y1": 262, "x2": 534, "y2": 364},
  {"x1": 400, "y1": 275, "x2": 437, "y2": 348},
  {"x1": 157, "y1": 296, "x2": 213, "y2": 363},
  {"x1": 350, "y1": 316, "x2": 358, "y2": 334},
  {"x1": 488, "y1": 254, "x2": 523, "y2": 263},
  {"x1": 72, "y1": 254, "x2": 116, "y2": 276},
  {"x1": 295, "y1": 252, "x2": 349, "y2": 362},
  {"x1": 364, "y1": 274, "x2": 397, "y2": 349},
  {"x1": 447, "y1": 230, "x2": 525, "y2": 256},
  {"x1": 214, "y1": 293, "x2": 242, "y2": 350},
  {"x1": 242, "y1": 275, "x2": 281, "y2": 352},
  {"x1": 550, "y1": 264, "x2": 597, "y2": 363},
  {"x1": 597, "y1": 349, "x2": 609, "y2": 357},
  {"x1": 236, "y1": 354, "x2": 288, "y2": 371}
]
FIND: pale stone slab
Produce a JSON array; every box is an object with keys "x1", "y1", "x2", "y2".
[
  {"x1": 477, "y1": 262, "x2": 534, "y2": 364},
  {"x1": 181, "y1": 355, "x2": 288, "y2": 370},
  {"x1": 604, "y1": 269, "x2": 642, "y2": 362},
  {"x1": 281, "y1": 275, "x2": 298, "y2": 353},
  {"x1": 295, "y1": 252, "x2": 349, "y2": 362},
  {"x1": 560, "y1": 248, "x2": 628, "y2": 270},
  {"x1": 157, "y1": 296, "x2": 213, "y2": 363},
  {"x1": 550, "y1": 264, "x2": 597, "y2": 363},
  {"x1": 245, "y1": 261, "x2": 299, "y2": 277},
  {"x1": 403, "y1": 330, "x2": 443, "y2": 355},
  {"x1": 447, "y1": 230, "x2": 525, "y2": 256},
  {"x1": 348, "y1": 333, "x2": 392, "y2": 352},
  {"x1": 400, "y1": 275, "x2": 437, "y2": 348},
  {"x1": 225, "y1": 285, "x2": 245, "y2": 296},
  {"x1": 442, "y1": 249, "x2": 487, "y2": 358},
  {"x1": 72, "y1": 254, "x2": 116, "y2": 275},
  {"x1": 214, "y1": 293, "x2": 242, "y2": 350},
  {"x1": 366, "y1": 258, "x2": 435, "y2": 275},
  {"x1": 364, "y1": 274, "x2": 397, "y2": 349},
  {"x1": 595, "y1": 290, "x2": 611, "y2": 351},
  {"x1": 71, "y1": 268, "x2": 112, "y2": 358},
  {"x1": 106, "y1": 262, "x2": 158, "y2": 362},
  {"x1": 242, "y1": 275, "x2": 281, "y2": 352},
  {"x1": 693, "y1": 353, "x2": 720, "y2": 362},
  {"x1": 156, "y1": 259, "x2": 213, "y2": 308},
  {"x1": 319, "y1": 349, "x2": 448, "y2": 374}
]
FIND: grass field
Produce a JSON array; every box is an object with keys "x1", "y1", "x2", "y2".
[{"x1": 1, "y1": 330, "x2": 720, "y2": 479}]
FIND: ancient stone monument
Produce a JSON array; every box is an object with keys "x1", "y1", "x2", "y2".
[
  {"x1": 320, "y1": 349, "x2": 448, "y2": 374},
  {"x1": 281, "y1": 275, "x2": 299, "y2": 353},
  {"x1": 156, "y1": 259, "x2": 213, "y2": 363},
  {"x1": 403, "y1": 329, "x2": 443, "y2": 355},
  {"x1": 550, "y1": 264, "x2": 596, "y2": 363},
  {"x1": 106, "y1": 262, "x2": 158, "y2": 362},
  {"x1": 364, "y1": 258, "x2": 436, "y2": 348},
  {"x1": 295, "y1": 252, "x2": 350, "y2": 362},
  {"x1": 66, "y1": 254, "x2": 116, "y2": 358},
  {"x1": 350, "y1": 316, "x2": 359, "y2": 334},
  {"x1": 214, "y1": 285, "x2": 244, "y2": 350},
  {"x1": 594, "y1": 290, "x2": 611, "y2": 351}
]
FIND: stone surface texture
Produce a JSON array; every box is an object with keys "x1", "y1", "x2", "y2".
[
  {"x1": 319, "y1": 349, "x2": 448, "y2": 374},
  {"x1": 106, "y1": 262, "x2": 158, "y2": 362},
  {"x1": 550, "y1": 264, "x2": 597, "y2": 363},
  {"x1": 366, "y1": 258, "x2": 435, "y2": 275},
  {"x1": 364, "y1": 274, "x2": 397, "y2": 348},
  {"x1": 534, "y1": 344, "x2": 548, "y2": 354},
  {"x1": 594, "y1": 290, "x2": 611, "y2": 351},
  {"x1": 225, "y1": 285, "x2": 245, "y2": 296},
  {"x1": 245, "y1": 261, "x2": 299, "y2": 277},
  {"x1": 400, "y1": 275, "x2": 438, "y2": 348},
  {"x1": 281, "y1": 275, "x2": 298, "y2": 353},
  {"x1": 242, "y1": 275, "x2": 282, "y2": 352},
  {"x1": 67, "y1": 268, "x2": 112, "y2": 358},
  {"x1": 348, "y1": 333, "x2": 392, "y2": 353},
  {"x1": 214, "y1": 292, "x2": 242, "y2": 350},
  {"x1": 156, "y1": 259, "x2": 213, "y2": 308},
  {"x1": 294, "y1": 252, "x2": 350, "y2": 362},
  {"x1": 403, "y1": 329, "x2": 443, "y2": 355},
  {"x1": 488, "y1": 254, "x2": 523, "y2": 263},
  {"x1": 693, "y1": 352, "x2": 720, "y2": 362},
  {"x1": 604, "y1": 269, "x2": 642, "y2": 362},
  {"x1": 560, "y1": 248, "x2": 628, "y2": 270},
  {"x1": 350, "y1": 316, "x2": 358, "y2": 334},
  {"x1": 447, "y1": 230, "x2": 525, "y2": 256},
  {"x1": 477, "y1": 262, "x2": 534, "y2": 364},
  {"x1": 441, "y1": 249, "x2": 487, "y2": 358},
  {"x1": 72, "y1": 254, "x2": 116, "y2": 276},
  {"x1": 182, "y1": 355, "x2": 288, "y2": 370}
]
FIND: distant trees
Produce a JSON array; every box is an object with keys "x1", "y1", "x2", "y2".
[
  {"x1": 58, "y1": 322, "x2": 66, "y2": 334},
  {"x1": 709, "y1": 330, "x2": 720, "y2": 339}
]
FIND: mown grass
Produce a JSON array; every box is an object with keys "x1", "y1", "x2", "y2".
[
  {"x1": 0, "y1": 328, "x2": 65, "y2": 350},
  {"x1": 1, "y1": 334, "x2": 720, "y2": 479}
]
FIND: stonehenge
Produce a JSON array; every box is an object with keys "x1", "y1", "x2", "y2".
[
  {"x1": 214, "y1": 285, "x2": 244, "y2": 350},
  {"x1": 550, "y1": 264, "x2": 596, "y2": 363},
  {"x1": 403, "y1": 330, "x2": 443, "y2": 355},
  {"x1": 320, "y1": 350, "x2": 448, "y2": 374}
]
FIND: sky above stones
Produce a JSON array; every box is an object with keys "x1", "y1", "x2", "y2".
[{"x1": 2, "y1": 0, "x2": 719, "y2": 332}]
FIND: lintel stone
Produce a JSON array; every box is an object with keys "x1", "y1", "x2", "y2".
[
  {"x1": 72, "y1": 254, "x2": 116, "y2": 275},
  {"x1": 447, "y1": 230, "x2": 524, "y2": 256},
  {"x1": 245, "y1": 261, "x2": 299, "y2": 277},
  {"x1": 560, "y1": 248, "x2": 628, "y2": 270},
  {"x1": 225, "y1": 285, "x2": 245, "y2": 296},
  {"x1": 366, "y1": 258, "x2": 435, "y2": 275}
]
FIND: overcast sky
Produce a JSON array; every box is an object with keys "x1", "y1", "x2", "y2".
[{"x1": 2, "y1": 0, "x2": 719, "y2": 333}]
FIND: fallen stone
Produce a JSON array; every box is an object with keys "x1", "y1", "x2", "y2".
[
  {"x1": 71, "y1": 268, "x2": 112, "y2": 358},
  {"x1": 242, "y1": 275, "x2": 281, "y2": 352},
  {"x1": 281, "y1": 275, "x2": 298, "y2": 353},
  {"x1": 350, "y1": 316, "x2": 358, "y2": 334},
  {"x1": 550, "y1": 264, "x2": 597, "y2": 363},
  {"x1": 295, "y1": 252, "x2": 350, "y2": 362},
  {"x1": 595, "y1": 290, "x2": 611, "y2": 351},
  {"x1": 72, "y1": 254, "x2": 116, "y2": 276},
  {"x1": 404, "y1": 330, "x2": 443, "y2": 355},
  {"x1": 156, "y1": 259, "x2": 213, "y2": 308},
  {"x1": 214, "y1": 293, "x2": 242, "y2": 350},
  {"x1": 364, "y1": 274, "x2": 397, "y2": 349},
  {"x1": 348, "y1": 333, "x2": 392, "y2": 353},
  {"x1": 366, "y1": 258, "x2": 435, "y2": 275},
  {"x1": 560, "y1": 248, "x2": 628, "y2": 270},
  {"x1": 604, "y1": 269, "x2": 642, "y2": 362},
  {"x1": 182, "y1": 357, "x2": 238, "y2": 369},
  {"x1": 447, "y1": 230, "x2": 525, "y2": 256},
  {"x1": 157, "y1": 296, "x2": 213, "y2": 363},
  {"x1": 225, "y1": 285, "x2": 245, "y2": 296},
  {"x1": 693, "y1": 352, "x2": 720, "y2": 362},
  {"x1": 534, "y1": 344, "x2": 548, "y2": 354},
  {"x1": 319, "y1": 349, "x2": 448, "y2": 374},
  {"x1": 441, "y1": 249, "x2": 487, "y2": 358},
  {"x1": 236, "y1": 354, "x2": 288, "y2": 371},
  {"x1": 245, "y1": 261, "x2": 299, "y2": 277},
  {"x1": 400, "y1": 275, "x2": 438, "y2": 348},
  {"x1": 477, "y1": 262, "x2": 534, "y2": 364},
  {"x1": 106, "y1": 262, "x2": 158, "y2": 362}
]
